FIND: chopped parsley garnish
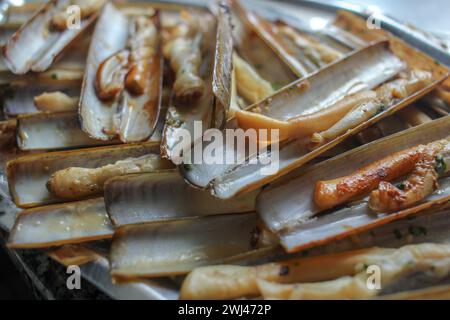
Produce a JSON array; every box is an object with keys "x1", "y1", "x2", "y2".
[
  {"x1": 393, "y1": 229, "x2": 403, "y2": 240},
  {"x1": 279, "y1": 266, "x2": 290, "y2": 276},
  {"x1": 409, "y1": 226, "x2": 427, "y2": 237},
  {"x1": 435, "y1": 155, "x2": 447, "y2": 175},
  {"x1": 183, "y1": 164, "x2": 193, "y2": 172},
  {"x1": 377, "y1": 105, "x2": 387, "y2": 114},
  {"x1": 51, "y1": 73, "x2": 58, "y2": 80},
  {"x1": 396, "y1": 182, "x2": 406, "y2": 190}
]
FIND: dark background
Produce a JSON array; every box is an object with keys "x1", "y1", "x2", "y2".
[{"x1": 0, "y1": 243, "x2": 33, "y2": 299}]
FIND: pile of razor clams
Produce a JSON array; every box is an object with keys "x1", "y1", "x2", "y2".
[{"x1": 1, "y1": 0, "x2": 450, "y2": 300}]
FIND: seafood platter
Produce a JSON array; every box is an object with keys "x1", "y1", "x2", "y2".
[{"x1": 1, "y1": 0, "x2": 450, "y2": 299}]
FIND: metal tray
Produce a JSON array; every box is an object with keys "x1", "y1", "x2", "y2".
[{"x1": 1, "y1": 0, "x2": 450, "y2": 300}]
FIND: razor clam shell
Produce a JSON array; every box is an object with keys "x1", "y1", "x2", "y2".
[
  {"x1": 110, "y1": 213, "x2": 276, "y2": 279},
  {"x1": 7, "y1": 142, "x2": 163, "y2": 208},
  {"x1": 160, "y1": 12, "x2": 217, "y2": 160},
  {"x1": 8, "y1": 198, "x2": 114, "y2": 249},
  {"x1": 212, "y1": 1, "x2": 233, "y2": 129},
  {"x1": 104, "y1": 170, "x2": 258, "y2": 226},
  {"x1": 182, "y1": 41, "x2": 406, "y2": 189},
  {"x1": 257, "y1": 116, "x2": 450, "y2": 253},
  {"x1": 115, "y1": 12, "x2": 164, "y2": 143},
  {"x1": 230, "y1": 0, "x2": 297, "y2": 86},
  {"x1": 17, "y1": 111, "x2": 118, "y2": 151},
  {"x1": 79, "y1": 3, "x2": 129, "y2": 141},
  {"x1": 4, "y1": 83, "x2": 81, "y2": 116},
  {"x1": 79, "y1": 3, "x2": 163, "y2": 142},
  {"x1": 2, "y1": 0, "x2": 103, "y2": 74}
]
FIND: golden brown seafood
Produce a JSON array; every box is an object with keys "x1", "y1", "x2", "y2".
[
  {"x1": 47, "y1": 154, "x2": 173, "y2": 199},
  {"x1": 163, "y1": 11, "x2": 212, "y2": 101},
  {"x1": 34, "y1": 91, "x2": 79, "y2": 112},
  {"x1": 95, "y1": 15, "x2": 158, "y2": 101},
  {"x1": 235, "y1": 90, "x2": 376, "y2": 142},
  {"x1": 181, "y1": 244, "x2": 450, "y2": 300},
  {"x1": 233, "y1": 52, "x2": 274, "y2": 105},
  {"x1": 310, "y1": 70, "x2": 433, "y2": 148},
  {"x1": 314, "y1": 138, "x2": 449, "y2": 211}
]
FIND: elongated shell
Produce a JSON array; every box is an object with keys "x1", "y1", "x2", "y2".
[
  {"x1": 109, "y1": 213, "x2": 278, "y2": 280},
  {"x1": 230, "y1": 0, "x2": 297, "y2": 86},
  {"x1": 258, "y1": 116, "x2": 450, "y2": 253},
  {"x1": 7, "y1": 142, "x2": 163, "y2": 208},
  {"x1": 161, "y1": 8, "x2": 233, "y2": 160},
  {"x1": 79, "y1": 3, "x2": 163, "y2": 142},
  {"x1": 2, "y1": 0, "x2": 105, "y2": 74},
  {"x1": 17, "y1": 111, "x2": 117, "y2": 151},
  {"x1": 181, "y1": 41, "x2": 407, "y2": 193},
  {"x1": 3, "y1": 82, "x2": 81, "y2": 116},
  {"x1": 212, "y1": 1, "x2": 233, "y2": 128},
  {"x1": 104, "y1": 170, "x2": 259, "y2": 226},
  {"x1": 8, "y1": 198, "x2": 113, "y2": 249}
]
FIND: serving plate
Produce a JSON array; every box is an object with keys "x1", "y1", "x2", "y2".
[{"x1": 1, "y1": 0, "x2": 450, "y2": 300}]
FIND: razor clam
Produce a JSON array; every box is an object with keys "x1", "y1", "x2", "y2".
[
  {"x1": 2, "y1": 0, "x2": 105, "y2": 74},
  {"x1": 104, "y1": 170, "x2": 259, "y2": 226},
  {"x1": 8, "y1": 198, "x2": 113, "y2": 249},
  {"x1": 258, "y1": 116, "x2": 450, "y2": 253},
  {"x1": 212, "y1": 1, "x2": 233, "y2": 128},
  {"x1": 16, "y1": 111, "x2": 118, "y2": 151},
  {"x1": 3, "y1": 82, "x2": 81, "y2": 116},
  {"x1": 109, "y1": 213, "x2": 279, "y2": 281},
  {"x1": 160, "y1": 8, "x2": 227, "y2": 160},
  {"x1": 229, "y1": 0, "x2": 298, "y2": 93},
  {"x1": 181, "y1": 41, "x2": 408, "y2": 193},
  {"x1": 179, "y1": 243, "x2": 450, "y2": 300},
  {"x1": 7, "y1": 142, "x2": 169, "y2": 208},
  {"x1": 241, "y1": 6, "x2": 345, "y2": 76},
  {"x1": 80, "y1": 3, "x2": 163, "y2": 142}
]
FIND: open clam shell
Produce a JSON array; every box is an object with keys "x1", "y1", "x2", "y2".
[
  {"x1": 79, "y1": 3, "x2": 163, "y2": 142},
  {"x1": 3, "y1": 82, "x2": 81, "y2": 116},
  {"x1": 8, "y1": 198, "x2": 113, "y2": 249},
  {"x1": 7, "y1": 142, "x2": 167, "y2": 208},
  {"x1": 16, "y1": 111, "x2": 118, "y2": 151},
  {"x1": 212, "y1": 1, "x2": 233, "y2": 128},
  {"x1": 109, "y1": 212, "x2": 278, "y2": 280},
  {"x1": 230, "y1": 0, "x2": 298, "y2": 86},
  {"x1": 182, "y1": 40, "x2": 426, "y2": 197},
  {"x1": 2, "y1": 0, "x2": 105, "y2": 74},
  {"x1": 104, "y1": 170, "x2": 259, "y2": 227},
  {"x1": 161, "y1": 5, "x2": 232, "y2": 160},
  {"x1": 258, "y1": 116, "x2": 450, "y2": 253}
]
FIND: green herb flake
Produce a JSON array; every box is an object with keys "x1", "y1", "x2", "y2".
[
  {"x1": 279, "y1": 266, "x2": 290, "y2": 277},
  {"x1": 409, "y1": 226, "x2": 427, "y2": 237},
  {"x1": 435, "y1": 155, "x2": 447, "y2": 175},
  {"x1": 377, "y1": 104, "x2": 387, "y2": 114},
  {"x1": 393, "y1": 229, "x2": 403, "y2": 240},
  {"x1": 51, "y1": 73, "x2": 58, "y2": 80},
  {"x1": 272, "y1": 83, "x2": 284, "y2": 91},
  {"x1": 396, "y1": 182, "x2": 406, "y2": 191},
  {"x1": 183, "y1": 164, "x2": 193, "y2": 172}
]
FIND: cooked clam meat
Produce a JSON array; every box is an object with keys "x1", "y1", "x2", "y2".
[
  {"x1": 46, "y1": 154, "x2": 173, "y2": 199},
  {"x1": 235, "y1": 70, "x2": 432, "y2": 146},
  {"x1": 52, "y1": 0, "x2": 105, "y2": 31},
  {"x1": 232, "y1": 52, "x2": 274, "y2": 105},
  {"x1": 315, "y1": 137, "x2": 450, "y2": 212},
  {"x1": 95, "y1": 15, "x2": 158, "y2": 101},
  {"x1": 180, "y1": 244, "x2": 450, "y2": 300},
  {"x1": 163, "y1": 11, "x2": 211, "y2": 101},
  {"x1": 278, "y1": 23, "x2": 343, "y2": 65},
  {"x1": 34, "y1": 91, "x2": 79, "y2": 112}
]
